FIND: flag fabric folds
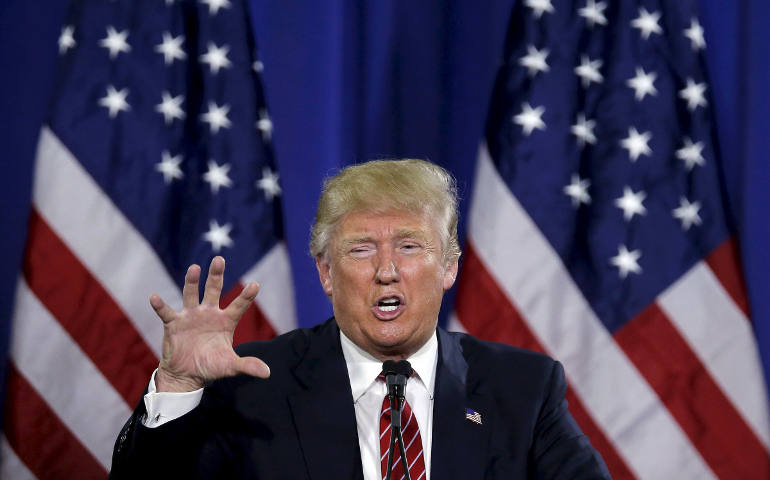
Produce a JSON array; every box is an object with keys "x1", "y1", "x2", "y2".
[
  {"x1": 1, "y1": 0, "x2": 294, "y2": 477},
  {"x1": 453, "y1": 0, "x2": 770, "y2": 478}
]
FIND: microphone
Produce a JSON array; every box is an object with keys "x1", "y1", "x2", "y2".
[
  {"x1": 383, "y1": 359, "x2": 411, "y2": 406},
  {"x1": 382, "y1": 360, "x2": 412, "y2": 480}
]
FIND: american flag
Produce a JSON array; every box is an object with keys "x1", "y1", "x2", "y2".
[
  {"x1": 452, "y1": 0, "x2": 770, "y2": 478},
  {"x1": 1, "y1": 0, "x2": 294, "y2": 477}
]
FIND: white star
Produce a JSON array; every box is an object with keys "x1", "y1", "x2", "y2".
[
  {"x1": 620, "y1": 127, "x2": 652, "y2": 162},
  {"x1": 99, "y1": 26, "x2": 131, "y2": 59},
  {"x1": 525, "y1": 0, "x2": 554, "y2": 18},
  {"x1": 672, "y1": 197, "x2": 702, "y2": 230},
  {"x1": 253, "y1": 60, "x2": 264, "y2": 73},
  {"x1": 256, "y1": 109, "x2": 273, "y2": 141},
  {"x1": 513, "y1": 103, "x2": 546, "y2": 136},
  {"x1": 200, "y1": 102, "x2": 232, "y2": 134},
  {"x1": 626, "y1": 67, "x2": 658, "y2": 101},
  {"x1": 563, "y1": 174, "x2": 591, "y2": 207},
  {"x1": 578, "y1": 0, "x2": 607, "y2": 28},
  {"x1": 200, "y1": 0, "x2": 231, "y2": 15},
  {"x1": 155, "y1": 91, "x2": 185, "y2": 124},
  {"x1": 58, "y1": 25, "x2": 76, "y2": 54},
  {"x1": 679, "y1": 78, "x2": 707, "y2": 111},
  {"x1": 155, "y1": 151, "x2": 184, "y2": 184},
  {"x1": 155, "y1": 32, "x2": 186, "y2": 65},
  {"x1": 519, "y1": 45, "x2": 550, "y2": 77},
  {"x1": 98, "y1": 85, "x2": 130, "y2": 118},
  {"x1": 256, "y1": 167, "x2": 282, "y2": 200},
  {"x1": 202, "y1": 160, "x2": 232, "y2": 193},
  {"x1": 575, "y1": 55, "x2": 603, "y2": 87},
  {"x1": 684, "y1": 18, "x2": 706, "y2": 51},
  {"x1": 676, "y1": 137, "x2": 705, "y2": 170},
  {"x1": 571, "y1": 113, "x2": 597, "y2": 147},
  {"x1": 200, "y1": 42, "x2": 231, "y2": 74},
  {"x1": 203, "y1": 220, "x2": 233, "y2": 253},
  {"x1": 614, "y1": 186, "x2": 647, "y2": 221},
  {"x1": 631, "y1": 7, "x2": 662, "y2": 40},
  {"x1": 610, "y1": 245, "x2": 642, "y2": 279}
]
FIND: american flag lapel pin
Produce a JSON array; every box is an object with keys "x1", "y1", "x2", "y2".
[{"x1": 465, "y1": 408, "x2": 482, "y2": 425}]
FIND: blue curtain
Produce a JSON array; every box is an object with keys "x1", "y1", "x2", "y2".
[{"x1": 1, "y1": 0, "x2": 767, "y2": 404}]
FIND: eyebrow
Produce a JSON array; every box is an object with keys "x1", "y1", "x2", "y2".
[{"x1": 393, "y1": 229, "x2": 428, "y2": 242}]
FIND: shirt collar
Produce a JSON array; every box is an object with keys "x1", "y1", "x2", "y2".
[{"x1": 340, "y1": 328, "x2": 438, "y2": 402}]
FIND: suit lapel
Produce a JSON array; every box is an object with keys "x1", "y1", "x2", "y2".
[
  {"x1": 430, "y1": 329, "x2": 492, "y2": 479},
  {"x1": 288, "y1": 321, "x2": 364, "y2": 480}
]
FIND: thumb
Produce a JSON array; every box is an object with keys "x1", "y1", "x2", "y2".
[{"x1": 233, "y1": 356, "x2": 271, "y2": 379}]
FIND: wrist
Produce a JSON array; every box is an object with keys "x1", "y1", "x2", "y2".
[{"x1": 155, "y1": 367, "x2": 205, "y2": 393}]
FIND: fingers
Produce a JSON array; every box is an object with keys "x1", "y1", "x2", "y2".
[
  {"x1": 149, "y1": 294, "x2": 176, "y2": 324},
  {"x1": 233, "y1": 356, "x2": 271, "y2": 379},
  {"x1": 202, "y1": 256, "x2": 225, "y2": 307},
  {"x1": 224, "y1": 282, "x2": 260, "y2": 321},
  {"x1": 182, "y1": 264, "x2": 201, "y2": 309}
]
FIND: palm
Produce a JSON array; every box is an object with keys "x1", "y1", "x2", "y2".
[{"x1": 150, "y1": 257, "x2": 270, "y2": 392}]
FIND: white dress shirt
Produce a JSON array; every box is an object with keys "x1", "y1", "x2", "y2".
[
  {"x1": 142, "y1": 330, "x2": 437, "y2": 480},
  {"x1": 339, "y1": 330, "x2": 436, "y2": 480}
]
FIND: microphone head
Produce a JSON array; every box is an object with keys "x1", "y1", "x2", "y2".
[{"x1": 382, "y1": 360, "x2": 412, "y2": 377}]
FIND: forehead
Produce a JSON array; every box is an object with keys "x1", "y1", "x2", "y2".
[{"x1": 335, "y1": 209, "x2": 438, "y2": 241}]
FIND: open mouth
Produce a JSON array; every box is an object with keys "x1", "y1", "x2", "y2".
[
  {"x1": 377, "y1": 297, "x2": 401, "y2": 312},
  {"x1": 372, "y1": 295, "x2": 405, "y2": 319}
]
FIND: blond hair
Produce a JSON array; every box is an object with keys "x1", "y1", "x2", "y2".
[{"x1": 310, "y1": 159, "x2": 460, "y2": 264}]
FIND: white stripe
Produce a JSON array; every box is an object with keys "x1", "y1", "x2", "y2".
[
  {"x1": 10, "y1": 279, "x2": 133, "y2": 470},
  {"x1": 463, "y1": 145, "x2": 715, "y2": 479},
  {"x1": 658, "y1": 261, "x2": 770, "y2": 448},
  {"x1": 404, "y1": 424, "x2": 419, "y2": 452},
  {"x1": 0, "y1": 436, "x2": 36, "y2": 480},
  {"x1": 33, "y1": 126, "x2": 179, "y2": 357},
  {"x1": 240, "y1": 242, "x2": 296, "y2": 334},
  {"x1": 404, "y1": 449, "x2": 424, "y2": 480},
  {"x1": 402, "y1": 408, "x2": 414, "y2": 433},
  {"x1": 446, "y1": 313, "x2": 467, "y2": 333}
]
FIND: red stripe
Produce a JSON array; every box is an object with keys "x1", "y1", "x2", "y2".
[
  {"x1": 455, "y1": 242, "x2": 636, "y2": 479},
  {"x1": 705, "y1": 237, "x2": 750, "y2": 317},
  {"x1": 3, "y1": 363, "x2": 107, "y2": 479},
  {"x1": 221, "y1": 282, "x2": 277, "y2": 346},
  {"x1": 23, "y1": 209, "x2": 159, "y2": 406},
  {"x1": 615, "y1": 303, "x2": 770, "y2": 479}
]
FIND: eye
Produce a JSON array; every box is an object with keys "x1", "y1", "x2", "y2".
[{"x1": 348, "y1": 244, "x2": 375, "y2": 257}]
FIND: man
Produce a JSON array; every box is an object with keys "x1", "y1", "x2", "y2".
[{"x1": 110, "y1": 159, "x2": 610, "y2": 479}]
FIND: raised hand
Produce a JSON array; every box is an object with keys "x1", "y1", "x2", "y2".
[{"x1": 150, "y1": 256, "x2": 271, "y2": 392}]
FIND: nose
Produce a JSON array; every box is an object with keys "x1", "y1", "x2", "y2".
[{"x1": 375, "y1": 251, "x2": 400, "y2": 284}]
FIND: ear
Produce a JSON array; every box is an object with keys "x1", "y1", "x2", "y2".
[
  {"x1": 315, "y1": 257, "x2": 333, "y2": 296},
  {"x1": 442, "y1": 259, "x2": 459, "y2": 291}
]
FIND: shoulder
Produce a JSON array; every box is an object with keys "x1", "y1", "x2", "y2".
[
  {"x1": 443, "y1": 328, "x2": 556, "y2": 371},
  {"x1": 233, "y1": 317, "x2": 336, "y2": 364},
  {"x1": 440, "y1": 329, "x2": 563, "y2": 398}
]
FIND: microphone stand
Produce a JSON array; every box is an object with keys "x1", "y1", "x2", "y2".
[{"x1": 383, "y1": 360, "x2": 412, "y2": 480}]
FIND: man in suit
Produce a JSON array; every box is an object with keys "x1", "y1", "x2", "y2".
[{"x1": 110, "y1": 159, "x2": 610, "y2": 479}]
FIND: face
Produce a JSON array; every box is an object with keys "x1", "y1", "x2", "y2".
[{"x1": 316, "y1": 209, "x2": 458, "y2": 360}]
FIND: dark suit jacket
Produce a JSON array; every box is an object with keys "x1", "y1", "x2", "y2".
[{"x1": 110, "y1": 318, "x2": 610, "y2": 479}]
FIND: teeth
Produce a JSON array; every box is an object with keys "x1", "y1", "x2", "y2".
[{"x1": 376, "y1": 297, "x2": 400, "y2": 313}]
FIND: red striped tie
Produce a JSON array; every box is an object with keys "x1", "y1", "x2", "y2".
[{"x1": 379, "y1": 393, "x2": 426, "y2": 480}]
